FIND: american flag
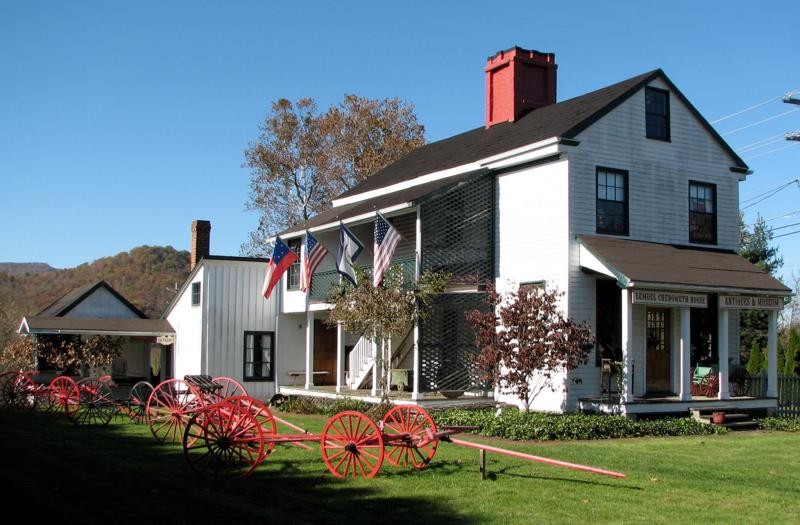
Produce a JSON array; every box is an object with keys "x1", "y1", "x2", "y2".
[
  {"x1": 300, "y1": 231, "x2": 328, "y2": 293},
  {"x1": 373, "y1": 212, "x2": 401, "y2": 287}
]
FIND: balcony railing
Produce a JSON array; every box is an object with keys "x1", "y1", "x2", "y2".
[{"x1": 309, "y1": 256, "x2": 416, "y2": 302}]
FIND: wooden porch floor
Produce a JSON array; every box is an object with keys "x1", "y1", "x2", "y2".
[
  {"x1": 578, "y1": 394, "x2": 778, "y2": 416},
  {"x1": 278, "y1": 385, "x2": 496, "y2": 409}
]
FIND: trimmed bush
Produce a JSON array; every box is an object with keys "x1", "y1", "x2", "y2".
[{"x1": 758, "y1": 416, "x2": 800, "y2": 432}]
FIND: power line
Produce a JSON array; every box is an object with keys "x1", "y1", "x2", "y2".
[
  {"x1": 741, "y1": 178, "x2": 800, "y2": 209},
  {"x1": 744, "y1": 142, "x2": 800, "y2": 160},
  {"x1": 721, "y1": 108, "x2": 799, "y2": 136},
  {"x1": 735, "y1": 132, "x2": 787, "y2": 152},
  {"x1": 773, "y1": 229, "x2": 800, "y2": 240},
  {"x1": 765, "y1": 210, "x2": 800, "y2": 222},
  {"x1": 738, "y1": 137, "x2": 786, "y2": 153},
  {"x1": 710, "y1": 93, "x2": 789, "y2": 124},
  {"x1": 742, "y1": 178, "x2": 800, "y2": 204},
  {"x1": 772, "y1": 221, "x2": 800, "y2": 231}
]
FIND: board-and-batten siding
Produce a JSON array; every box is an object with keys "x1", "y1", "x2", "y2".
[
  {"x1": 565, "y1": 78, "x2": 743, "y2": 407},
  {"x1": 205, "y1": 261, "x2": 277, "y2": 401},
  {"x1": 167, "y1": 267, "x2": 205, "y2": 382},
  {"x1": 66, "y1": 287, "x2": 141, "y2": 319},
  {"x1": 495, "y1": 158, "x2": 571, "y2": 411}
]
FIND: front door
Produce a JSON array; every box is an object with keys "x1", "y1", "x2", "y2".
[{"x1": 646, "y1": 308, "x2": 671, "y2": 392}]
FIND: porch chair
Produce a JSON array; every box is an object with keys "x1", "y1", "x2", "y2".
[{"x1": 691, "y1": 366, "x2": 719, "y2": 397}]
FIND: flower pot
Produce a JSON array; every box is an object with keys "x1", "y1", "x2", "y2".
[{"x1": 712, "y1": 412, "x2": 726, "y2": 424}]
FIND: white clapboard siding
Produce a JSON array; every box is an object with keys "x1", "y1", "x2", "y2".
[
  {"x1": 66, "y1": 287, "x2": 141, "y2": 319},
  {"x1": 167, "y1": 267, "x2": 205, "y2": 382}
]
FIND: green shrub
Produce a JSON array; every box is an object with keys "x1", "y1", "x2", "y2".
[
  {"x1": 758, "y1": 416, "x2": 800, "y2": 431},
  {"x1": 432, "y1": 408, "x2": 725, "y2": 441}
]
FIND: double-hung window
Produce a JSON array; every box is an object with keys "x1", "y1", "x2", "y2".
[
  {"x1": 646, "y1": 87, "x2": 670, "y2": 141},
  {"x1": 689, "y1": 182, "x2": 716, "y2": 244},
  {"x1": 596, "y1": 167, "x2": 628, "y2": 236},
  {"x1": 191, "y1": 282, "x2": 201, "y2": 306},
  {"x1": 243, "y1": 331, "x2": 275, "y2": 381},
  {"x1": 286, "y1": 239, "x2": 301, "y2": 290}
]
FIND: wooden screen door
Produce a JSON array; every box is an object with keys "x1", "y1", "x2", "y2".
[{"x1": 646, "y1": 308, "x2": 671, "y2": 392}]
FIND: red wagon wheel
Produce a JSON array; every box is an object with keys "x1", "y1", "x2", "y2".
[
  {"x1": 321, "y1": 411, "x2": 384, "y2": 479},
  {"x1": 127, "y1": 381, "x2": 154, "y2": 424},
  {"x1": 146, "y1": 379, "x2": 204, "y2": 444},
  {"x1": 69, "y1": 378, "x2": 115, "y2": 426},
  {"x1": 224, "y1": 396, "x2": 277, "y2": 460},
  {"x1": 0, "y1": 371, "x2": 16, "y2": 409},
  {"x1": 48, "y1": 376, "x2": 80, "y2": 415},
  {"x1": 381, "y1": 405, "x2": 438, "y2": 469},
  {"x1": 2, "y1": 372, "x2": 36, "y2": 413},
  {"x1": 208, "y1": 377, "x2": 247, "y2": 404},
  {"x1": 183, "y1": 402, "x2": 264, "y2": 478}
]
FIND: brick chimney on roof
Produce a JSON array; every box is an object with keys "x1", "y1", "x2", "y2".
[
  {"x1": 485, "y1": 47, "x2": 557, "y2": 128},
  {"x1": 190, "y1": 220, "x2": 211, "y2": 271}
]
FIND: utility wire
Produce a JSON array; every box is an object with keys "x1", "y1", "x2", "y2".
[
  {"x1": 722, "y1": 108, "x2": 799, "y2": 136},
  {"x1": 765, "y1": 210, "x2": 800, "y2": 222},
  {"x1": 773, "y1": 229, "x2": 800, "y2": 240},
  {"x1": 744, "y1": 142, "x2": 800, "y2": 160},
  {"x1": 741, "y1": 178, "x2": 800, "y2": 209},
  {"x1": 711, "y1": 94, "x2": 786, "y2": 124},
  {"x1": 738, "y1": 136, "x2": 786, "y2": 153},
  {"x1": 742, "y1": 178, "x2": 800, "y2": 204},
  {"x1": 772, "y1": 221, "x2": 800, "y2": 231}
]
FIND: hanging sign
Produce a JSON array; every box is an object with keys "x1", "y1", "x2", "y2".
[
  {"x1": 156, "y1": 335, "x2": 175, "y2": 345},
  {"x1": 720, "y1": 295, "x2": 783, "y2": 310},
  {"x1": 631, "y1": 290, "x2": 707, "y2": 308}
]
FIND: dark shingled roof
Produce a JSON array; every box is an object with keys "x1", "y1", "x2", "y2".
[
  {"x1": 579, "y1": 236, "x2": 791, "y2": 294},
  {"x1": 22, "y1": 316, "x2": 174, "y2": 336},
  {"x1": 36, "y1": 281, "x2": 147, "y2": 319}
]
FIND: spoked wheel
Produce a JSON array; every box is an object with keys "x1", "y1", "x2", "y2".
[
  {"x1": 146, "y1": 379, "x2": 204, "y2": 444},
  {"x1": 183, "y1": 402, "x2": 264, "y2": 478},
  {"x1": 127, "y1": 381, "x2": 154, "y2": 424},
  {"x1": 2, "y1": 372, "x2": 36, "y2": 413},
  {"x1": 381, "y1": 405, "x2": 438, "y2": 469},
  {"x1": 48, "y1": 376, "x2": 80, "y2": 415},
  {"x1": 321, "y1": 411, "x2": 384, "y2": 478},
  {"x1": 224, "y1": 396, "x2": 277, "y2": 461},
  {"x1": 69, "y1": 379, "x2": 115, "y2": 426},
  {"x1": 0, "y1": 371, "x2": 17, "y2": 410},
  {"x1": 208, "y1": 377, "x2": 247, "y2": 404},
  {"x1": 29, "y1": 376, "x2": 53, "y2": 412}
]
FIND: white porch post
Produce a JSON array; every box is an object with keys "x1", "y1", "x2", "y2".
[
  {"x1": 304, "y1": 310, "x2": 314, "y2": 389},
  {"x1": 621, "y1": 288, "x2": 633, "y2": 403},
  {"x1": 679, "y1": 306, "x2": 691, "y2": 401},
  {"x1": 717, "y1": 307, "x2": 730, "y2": 400},
  {"x1": 371, "y1": 340, "x2": 379, "y2": 397},
  {"x1": 412, "y1": 322, "x2": 421, "y2": 401},
  {"x1": 767, "y1": 310, "x2": 778, "y2": 398},
  {"x1": 336, "y1": 322, "x2": 344, "y2": 393},
  {"x1": 386, "y1": 337, "x2": 392, "y2": 396},
  {"x1": 412, "y1": 206, "x2": 422, "y2": 401}
]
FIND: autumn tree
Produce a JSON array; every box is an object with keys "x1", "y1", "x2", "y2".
[
  {"x1": 326, "y1": 265, "x2": 449, "y2": 400},
  {"x1": 466, "y1": 284, "x2": 595, "y2": 411},
  {"x1": 36, "y1": 335, "x2": 122, "y2": 375},
  {"x1": 0, "y1": 337, "x2": 35, "y2": 372},
  {"x1": 242, "y1": 95, "x2": 425, "y2": 255},
  {"x1": 739, "y1": 214, "x2": 784, "y2": 358}
]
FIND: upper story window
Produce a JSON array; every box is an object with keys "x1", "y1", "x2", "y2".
[
  {"x1": 645, "y1": 87, "x2": 670, "y2": 141},
  {"x1": 243, "y1": 331, "x2": 274, "y2": 381},
  {"x1": 286, "y1": 239, "x2": 301, "y2": 290},
  {"x1": 596, "y1": 167, "x2": 628, "y2": 236},
  {"x1": 689, "y1": 181, "x2": 716, "y2": 244},
  {"x1": 191, "y1": 282, "x2": 201, "y2": 306}
]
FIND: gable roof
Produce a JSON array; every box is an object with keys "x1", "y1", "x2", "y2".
[
  {"x1": 334, "y1": 69, "x2": 748, "y2": 203},
  {"x1": 36, "y1": 280, "x2": 147, "y2": 319}
]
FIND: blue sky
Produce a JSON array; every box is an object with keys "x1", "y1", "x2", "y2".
[{"x1": 1, "y1": 1, "x2": 798, "y2": 283}]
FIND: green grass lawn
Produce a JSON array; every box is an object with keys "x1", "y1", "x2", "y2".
[{"x1": 1, "y1": 410, "x2": 798, "y2": 524}]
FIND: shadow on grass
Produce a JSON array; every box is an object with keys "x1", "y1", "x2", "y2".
[{"x1": 0, "y1": 412, "x2": 475, "y2": 525}]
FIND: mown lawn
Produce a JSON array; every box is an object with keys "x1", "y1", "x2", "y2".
[{"x1": 1, "y1": 410, "x2": 798, "y2": 524}]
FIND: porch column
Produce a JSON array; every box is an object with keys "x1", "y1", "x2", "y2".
[
  {"x1": 335, "y1": 322, "x2": 344, "y2": 393},
  {"x1": 412, "y1": 321, "x2": 421, "y2": 401},
  {"x1": 621, "y1": 288, "x2": 633, "y2": 403},
  {"x1": 717, "y1": 307, "x2": 730, "y2": 400},
  {"x1": 370, "y1": 340, "x2": 379, "y2": 397},
  {"x1": 412, "y1": 206, "x2": 422, "y2": 401},
  {"x1": 304, "y1": 310, "x2": 314, "y2": 389},
  {"x1": 679, "y1": 307, "x2": 691, "y2": 401},
  {"x1": 767, "y1": 310, "x2": 778, "y2": 397}
]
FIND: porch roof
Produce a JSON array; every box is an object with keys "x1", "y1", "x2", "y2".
[
  {"x1": 19, "y1": 316, "x2": 175, "y2": 337},
  {"x1": 578, "y1": 235, "x2": 791, "y2": 295}
]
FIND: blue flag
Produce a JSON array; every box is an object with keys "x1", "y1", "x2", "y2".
[{"x1": 336, "y1": 223, "x2": 364, "y2": 285}]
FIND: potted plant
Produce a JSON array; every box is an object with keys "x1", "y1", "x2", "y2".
[{"x1": 712, "y1": 411, "x2": 726, "y2": 424}]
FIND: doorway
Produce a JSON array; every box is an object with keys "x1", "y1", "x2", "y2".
[{"x1": 646, "y1": 308, "x2": 671, "y2": 393}]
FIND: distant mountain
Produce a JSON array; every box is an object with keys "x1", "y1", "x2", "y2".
[
  {"x1": 0, "y1": 246, "x2": 190, "y2": 319},
  {"x1": 0, "y1": 262, "x2": 57, "y2": 275}
]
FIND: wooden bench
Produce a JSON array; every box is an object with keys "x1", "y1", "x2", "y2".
[{"x1": 286, "y1": 370, "x2": 330, "y2": 386}]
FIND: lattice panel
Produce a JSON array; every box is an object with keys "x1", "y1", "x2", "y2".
[
  {"x1": 418, "y1": 292, "x2": 489, "y2": 393},
  {"x1": 420, "y1": 175, "x2": 494, "y2": 284}
]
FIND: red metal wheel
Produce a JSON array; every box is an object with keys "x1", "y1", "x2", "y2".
[
  {"x1": 183, "y1": 402, "x2": 264, "y2": 478},
  {"x1": 2, "y1": 372, "x2": 36, "y2": 413},
  {"x1": 208, "y1": 377, "x2": 248, "y2": 404},
  {"x1": 321, "y1": 411, "x2": 384, "y2": 479},
  {"x1": 48, "y1": 376, "x2": 79, "y2": 415},
  {"x1": 69, "y1": 378, "x2": 115, "y2": 425},
  {"x1": 127, "y1": 381, "x2": 154, "y2": 424},
  {"x1": 224, "y1": 396, "x2": 277, "y2": 460},
  {"x1": 381, "y1": 405, "x2": 438, "y2": 469},
  {"x1": 146, "y1": 379, "x2": 204, "y2": 444}
]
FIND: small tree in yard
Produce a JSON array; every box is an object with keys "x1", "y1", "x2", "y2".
[
  {"x1": 466, "y1": 284, "x2": 595, "y2": 411},
  {"x1": 0, "y1": 336, "x2": 36, "y2": 372},
  {"x1": 326, "y1": 264, "x2": 449, "y2": 401}
]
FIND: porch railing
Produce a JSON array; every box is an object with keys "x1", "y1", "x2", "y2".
[
  {"x1": 309, "y1": 256, "x2": 416, "y2": 301},
  {"x1": 748, "y1": 374, "x2": 800, "y2": 417}
]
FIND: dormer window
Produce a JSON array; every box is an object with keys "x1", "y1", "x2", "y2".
[{"x1": 646, "y1": 87, "x2": 670, "y2": 141}]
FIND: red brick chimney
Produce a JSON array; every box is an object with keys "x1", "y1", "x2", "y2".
[
  {"x1": 190, "y1": 220, "x2": 211, "y2": 271},
  {"x1": 485, "y1": 47, "x2": 557, "y2": 128}
]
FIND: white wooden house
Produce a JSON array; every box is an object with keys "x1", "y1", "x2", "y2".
[{"x1": 271, "y1": 47, "x2": 791, "y2": 414}]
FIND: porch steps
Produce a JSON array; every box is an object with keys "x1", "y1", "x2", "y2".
[{"x1": 691, "y1": 406, "x2": 760, "y2": 431}]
